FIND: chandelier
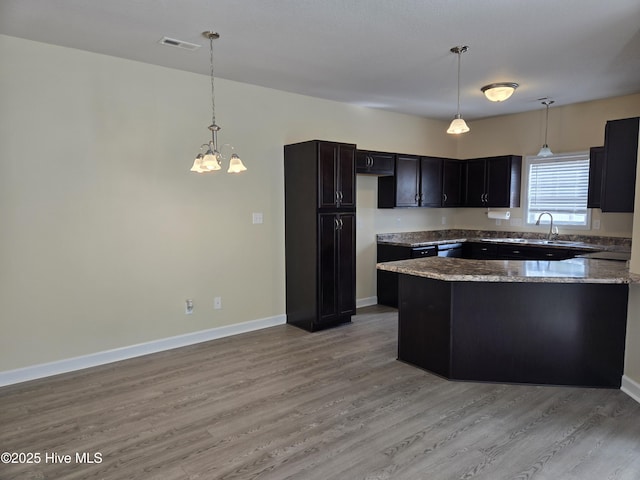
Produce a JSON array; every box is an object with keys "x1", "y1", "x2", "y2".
[{"x1": 191, "y1": 31, "x2": 247, "y2": 174}]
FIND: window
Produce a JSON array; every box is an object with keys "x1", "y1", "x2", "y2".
[{"x1": 525, "y1": 152, "x2": 591, "y2": 227}]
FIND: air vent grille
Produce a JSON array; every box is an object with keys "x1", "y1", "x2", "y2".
[{"x1": 159, "y1": 37, "x2": 201, "y2": 51}]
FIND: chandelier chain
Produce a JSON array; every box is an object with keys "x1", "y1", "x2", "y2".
[{"x1": 209, "y1": 35, "x2": 216, "y2": 127}]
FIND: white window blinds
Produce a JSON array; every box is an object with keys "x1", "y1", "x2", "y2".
[{"x1": 526, "y1": 153, "x2": 590, "y2": 226}]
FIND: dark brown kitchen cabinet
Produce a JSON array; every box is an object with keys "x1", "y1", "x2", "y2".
[
  {"x1": 464, "y1": 155, "x2": 521, "y2": 207},
  {"x1": 442, "y1": 159, "x2": 464, "y2": 207},
  {"x1": 284, "y1": 140, "x2": 356, "y2": 332},
  {"x1": 587, "y1": 146, "x2": 605, "y2": 209},
  {"x1": 420, "y1": 156, "x2": 444, "y2": 207},
  {"x1": 600, "y1": 117, "x2": 639, "y2": 213},
  {"x1": 377, "y1": 243, "x2": 437, "y2": 307},
  {"x1": 318, "y1": 213, "x2": 355, "y2": 325},
  {"x1": 356, "y1": 150, "x2": 395, "y2": 175},
  {"x1": 318, "y1": 141, "x2": 356, "y2": 209},
  {"x1": 378, "y1": 155, "x2": 452, "y2": 208},
  {"x1": 378, "y1": 154, "x2": 418, "y2": 207}
]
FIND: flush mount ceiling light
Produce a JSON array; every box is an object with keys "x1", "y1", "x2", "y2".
[
  {"x1": 447, "y1": 45, "x2": 470, "y2": 135},
  {"x1": 537, "y1": 98, "x2": 555, "y2": 157},
  {"x1": 191, "y1": 31, "x2": 247, "y2": 174},
  {"x1": 481, "y1": 82, "x2": 519, "y2": 102}
]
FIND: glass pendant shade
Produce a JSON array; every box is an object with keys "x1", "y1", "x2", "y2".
[
  {"x1": 537, "y1": 144, "x2": 553, "y2": 157},
  {"x1": 447, "y1": 115, "x2": 470, "y2": 134},
  {"x1": 201, "y1": 149, "x2": 222, "y2": 171},
  {"x1": 227, "y1": 154, "x2": 248, "y2": 173},
  {"x1": 481, "y1": 83, "x2": 518, "y2": 102},
  {"x1": 190, "y1": 154, "x2": 206, "y2": 173}
]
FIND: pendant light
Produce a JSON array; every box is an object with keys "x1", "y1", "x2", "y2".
[
  {"x1": 537, "y1": 99, "x2": 555, "y2": 157},
  {"x1": 447, "y1": 45, "x2": 470, "y2": 135},
  {"x1": 481, "y1": 82, "x2": 519, "y2": 102},
  {"x1": 191, "y1": 31, "x2": 247, "y2": 174}
]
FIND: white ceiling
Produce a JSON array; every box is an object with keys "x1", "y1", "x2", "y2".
[{"x1": 1, "y1": 0, "x2": 640, "y2": 121}]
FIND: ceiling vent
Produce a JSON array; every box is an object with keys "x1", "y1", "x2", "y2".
[{"x1": 159, "y1": 37, "x2": 201, "y2": 51}]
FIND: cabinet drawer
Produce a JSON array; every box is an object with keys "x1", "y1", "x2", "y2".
[
  {"x1": 411, "y1": 246, "x2": 437, "y2": 258},
  {"x1": 356, "y1": 150, "x2": 395, "y2": 175},
  {"x1": 462, "y1": 242, "x2": 498, "y2": 259},
  {"x1": 497, "y1": 245, "x2": 576, "y2": 260}
]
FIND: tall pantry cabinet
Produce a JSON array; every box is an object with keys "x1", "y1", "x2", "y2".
[{"x1": 284, "y1": 140, "x2": 356, "y2": 331}]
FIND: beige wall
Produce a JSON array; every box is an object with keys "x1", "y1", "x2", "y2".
[
  {"x1": 0, "y1": 35, "x2": 455, "y2": 371},
  {"x1": 2, "y1": 34, "x2": 640, "y2": 383}
]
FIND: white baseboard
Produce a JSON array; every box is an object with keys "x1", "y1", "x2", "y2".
[
  {"x1": 621, "y1": 375, "x2": 640, "y2": 404},
  {"x1": 356, "y1": 296, "x2": 378, "y2": 308},
  {"x1": 0, "y1": 314, "x2": 286, "y2": 388}
]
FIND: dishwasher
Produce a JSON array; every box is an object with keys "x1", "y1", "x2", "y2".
[{"x1": 437, "y1": 243, "x2": 463, "y2": 257}]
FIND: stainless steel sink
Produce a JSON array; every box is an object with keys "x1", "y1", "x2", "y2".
[
  {"x1": 481, "y1": 238, "x2": 528, "y2": 243},
  {"x1": 526, "y1": 239, "x2": 590, "y2": 247}
]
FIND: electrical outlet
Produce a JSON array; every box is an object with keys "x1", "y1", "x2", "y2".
[
  {"x1": 185, "y1": 299, "x2": 194, "y2": 315},
  {"x1": 252, "y1": 212, "x2": 263, "y2": 224},
  {"x1": 214, "y1": 297, "x2": 222, "y2": 310},
  {"x1": 510, "y1": 218, "x2": 523, "y2": 227},
  {"x1": 441, "y1": 216, "x2": 447, "y2": 225},
  {"x1": 593, "y1": 219, "x2": 601, "y2": 230}
]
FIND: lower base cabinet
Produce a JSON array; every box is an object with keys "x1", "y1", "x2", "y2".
[
  {"x1": 397, "y1": 275, "x2": 628, "y2": 387},
  {"x1": 377, "y1": 244, "x2": 437, "y2": 307}
]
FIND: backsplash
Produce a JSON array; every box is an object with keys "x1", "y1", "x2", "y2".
[{"x1": 377, "y1": 229, "x2": 632, "y2": 248}]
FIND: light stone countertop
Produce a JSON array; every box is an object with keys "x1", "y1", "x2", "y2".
[
  {"x1": 376, "y1": 229, "x2": 631, "y2": 253},
  {"x1": 376, "y1": 256, "x2": 640, "y2": 284}
]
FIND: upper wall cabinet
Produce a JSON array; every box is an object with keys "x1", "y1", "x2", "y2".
[
  {"x1": 378, "y1": 154, "x2": 422, "y2": 207},
  {"x1": 355, "y1": 150, "x2": 395, "y2": 176},
  {"x1": 587, "y1": 146, "x2": 605, "y2": 209},
  {"x1": 599, "y1": 117, "x2": 639, "y2": 213},
  {"x1": 378, "y1": 155, "x2": 459, "y2": 208},
  {"x1": 318, "y1": 142, "x2": 356, "y2": 209},
  {"x1": 464, "y1": 155, "x2": 522, "y2": 208},
  {"x1": 442, "y1": 159, "x2": 465, "y2": 207}
]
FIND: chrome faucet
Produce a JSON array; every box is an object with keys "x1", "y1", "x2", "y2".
[{"x1": 535, "y1": 212, "x2": 555, "y2": 240}]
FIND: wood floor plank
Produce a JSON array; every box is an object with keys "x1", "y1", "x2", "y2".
[{"x1": 1, "y1": 305, "x2": 639, "y2": 480}]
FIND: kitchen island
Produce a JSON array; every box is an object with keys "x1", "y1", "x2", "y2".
[{"x1": 377, "y1": 256, "x2": 639, "y2": 388}]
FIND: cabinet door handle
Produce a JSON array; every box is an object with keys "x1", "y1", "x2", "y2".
[
  {"x1": 334, "y1": 217, "x2": 340, "y2": 230},
  {"x1": 513, "y1": 250, "x2": 520, "y2": 254},
  {"x1": 443, "y1": 193, "x2": 448, "y2": 203},
  {"x1": 415, "y1": 193, "x2": 419, "y2": 203},
  {"x1": 367, "y1": 156, "x2": 373, "y2": 168},
  {"x1": 339, "y1": 191, "x2": 344, "y2": 202},
  {"x1": 339, "y1": 218, "x2": 344, "y2": 229}
]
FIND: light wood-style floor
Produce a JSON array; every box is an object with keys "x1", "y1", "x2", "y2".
[{"x1": 1, "y1": 305, "x2": 640, "y2": 480}]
